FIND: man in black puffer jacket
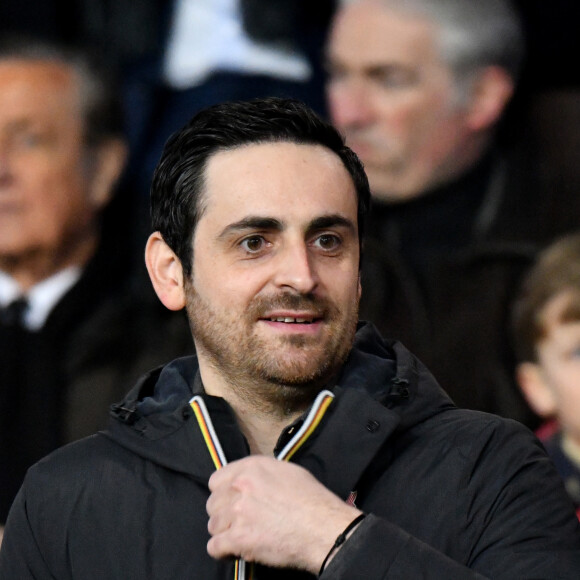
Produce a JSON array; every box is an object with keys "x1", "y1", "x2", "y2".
[{"x1": 1, "y1": 97, "x2": 579, "y2": 578}]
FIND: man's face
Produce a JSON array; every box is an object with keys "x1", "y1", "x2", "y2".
[
  {"x1": 0, "y1": 60, "x2": 98, "y2": 277},
  {"x1": 325, "y1": 0, "x2": 473, "y2": 202},
  {"x1": 535, "y1": 293, "x2": 580, "y2": 444},
  {"x1": 186, "y1": 142, "x2": 361, "y2": 407}
]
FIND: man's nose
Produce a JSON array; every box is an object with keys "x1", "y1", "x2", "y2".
[
  {"x1": 328, "y1": 79, "x2": 374, "y2": 128},
  {"x1": 273, "y1": 242, "x2": 318, "y2": 295}
]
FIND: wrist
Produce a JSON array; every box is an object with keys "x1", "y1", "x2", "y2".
[{"x1": 318, "y1": 512, "x2": 366, "y2": 576}]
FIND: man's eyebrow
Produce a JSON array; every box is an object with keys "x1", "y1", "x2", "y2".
[
  {"x1": 307, "y1": 214, "x2": 357, "y2": 236},
  {"x1": 217, "y1": 214, "x2": 356, "y2": 239},
  {"x1": 218, "y1": 216, "x2": 283, "y2": 239},
  {"x1": 365, "y1": 63, "x2": 418, "y2": 80}
]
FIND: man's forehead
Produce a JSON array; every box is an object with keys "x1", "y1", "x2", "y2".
[
  {"x1": 197, "y1": 141, "x2": 358, "y2": 231},
  {"x1": 328, "y1": 1, "x2": 439, "y2": 64},
  {"x1": 203, "y1": 141, "x2": 355, "y2": 196},
  {"x1": 0, "y1": 58, "x2": 76, "y2": 89},
  {"x1": 205, "y1": 140, "x2": 343, "y2": 168},
  {"x1": 0, "y1": 59, "x2": 81, "y2": 124}
]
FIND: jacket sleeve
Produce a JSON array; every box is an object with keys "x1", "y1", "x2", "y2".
[
  {"x1": 0, "y1": 485, "x2": 56, "y2": 580},
  {"x1": 322, "y1": 419, "x2": 580, "y2": 579},
  {"x1": 322, "y1": 514, "x2": 490, "y2": 579}
]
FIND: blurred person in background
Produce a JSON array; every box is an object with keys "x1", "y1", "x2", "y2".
[
  {"x1": 0, "y1": 37, "x2": 192, "y2": 536},
  {"x1": 324, "y1": 0, "x2": 578, "y2": 427},
  {"x1": 1, "y1": 1, "x2": 338, "y2": 263},
  {"x1": 513, "y1": 233, "x2": 580, "y2": 520}
]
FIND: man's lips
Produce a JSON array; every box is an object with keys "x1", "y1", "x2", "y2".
[
  {"x1": 266, "y1": 316, "x2": 317, "y2": 324},
  {"x1": 260, "y1": 312, "x2": 323, "y2": 325}
]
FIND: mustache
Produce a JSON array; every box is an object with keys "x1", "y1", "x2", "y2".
[{"x1": 249, "y1": 292, "x2": 334, "y2": 317}]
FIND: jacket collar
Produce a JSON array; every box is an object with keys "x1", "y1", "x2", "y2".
[{"x1": 105, "y1": 323, "x2": 454, "y2": 486}]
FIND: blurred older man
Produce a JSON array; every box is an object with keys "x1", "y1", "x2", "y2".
[
  {"x1": 0, "y1": 38, "x2": 192, "y2": 531},
  {"x1": 325, "y1": 0, "x2": 574, "y2": 427}
]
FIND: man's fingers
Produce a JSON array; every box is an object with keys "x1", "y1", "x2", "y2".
[
  {"x1": 208, "y1": 458, "x2": 256, "y2": 492},
  {"x1": 206, "y1": 505, "x2": 229, "y2": 536},
  {"x1": 207, "y1": 521, "x2": 258, "y2": 562},
  {"x1": 207, "y1": 475, "x2": 254, "y2": 537},
  {"x1": 207, "y1": 465, "x2": 232, "y2": 492}
]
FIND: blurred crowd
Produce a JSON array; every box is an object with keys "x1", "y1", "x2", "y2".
[{"x1": 1, "y1": 0, "x2": 579, "y2": 533}]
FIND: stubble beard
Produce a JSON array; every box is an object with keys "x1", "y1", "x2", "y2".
[{"x1": 185, "y1": 284, "x2": 359, "y2": 415}]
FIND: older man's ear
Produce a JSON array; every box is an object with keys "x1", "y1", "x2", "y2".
[{"x1": 87, "y1": 138, "x2": 128, "y2": 211}]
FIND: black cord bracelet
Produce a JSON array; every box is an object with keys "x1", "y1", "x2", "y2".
[{"x1": 319, "y1": 513, "x2": 367, "y2": 576}]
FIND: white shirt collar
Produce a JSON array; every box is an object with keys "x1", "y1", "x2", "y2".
[{"x1": 0, "y1": 267, "x2": 82, "y2": 330}]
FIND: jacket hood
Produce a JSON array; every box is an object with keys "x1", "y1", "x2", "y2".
[
  {"x1": 340, "y1": 322, "x2": 455, "y2": 430},
  {"x1": 104, "y1": 322, "x2": 455, "y2": 480}
]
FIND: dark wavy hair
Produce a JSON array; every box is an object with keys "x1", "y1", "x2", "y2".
[{"x1": 150, "y1": 96, "x2": 370, "y2": 277}]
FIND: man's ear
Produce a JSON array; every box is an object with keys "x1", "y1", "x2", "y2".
[
  {"x1": 87, "y1": 138, "x2": 128, "y2": 210},
  {"x1": 145, "y1": 232, "x2": 187, "y2": 311},
  {"x1": 465, "y1": 66, "x2": 515, "y2": 132},
  {"x1": 516, "y1": 362, "x2": 558, "y2": 419}
]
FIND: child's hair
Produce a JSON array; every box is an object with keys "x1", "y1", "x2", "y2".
[{"x1": 512, "y1": 233, "x2": 580, "y2": 363}]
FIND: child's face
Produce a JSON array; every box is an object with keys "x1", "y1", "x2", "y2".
[{"x1": 534, "y1": 292, "x2": 580, "y2": 443}]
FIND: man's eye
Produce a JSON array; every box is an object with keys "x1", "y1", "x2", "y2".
[
  {"x1": 314, "y1": 234, "x2": 341, "y2": 251},
  {"x1": 16, "y1": 132, "x2": 43, "y2": 148},
  {"x1": 372, "y1": 69, "x2": 417, "y2": 90},
  {"x1": 240, "y1": 236, "x2": 266, "y2": 253}
]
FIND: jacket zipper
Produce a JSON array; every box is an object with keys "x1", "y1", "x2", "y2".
[{"x1": 190, "y1": 390, "x2": 335, "y2": 579}]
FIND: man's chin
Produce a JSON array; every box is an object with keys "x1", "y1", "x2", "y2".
[
  {"x1": 253, "y1": 368, "x2": 331, "y2": 414},
  {"x1": 259, "y1": 370, "x2": 326, "y2": 389},
  {"x1": 254, "y1": 351, "x2": 338, "y2": 389}
]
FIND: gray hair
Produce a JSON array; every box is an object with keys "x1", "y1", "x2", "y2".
[
  {"x1": 341, "y1": 0, "x2": 525, "y2": 93},
  {"x1": 0, "y1": 35, "x2": 124, "y2": 147}
]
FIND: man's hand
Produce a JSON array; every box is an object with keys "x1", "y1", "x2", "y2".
[{"x1": 206, "y1": 456, "x2": 362, "y2": 574}]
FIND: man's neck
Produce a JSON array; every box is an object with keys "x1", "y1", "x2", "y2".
[
  {"x1": 0, "y1": 266, "x2": 82, "y2": 330},
  {"x1": 234, "y1": 404, "x2": 303, "y2": 456},
  {"x1": 0, "y1": 231, "x2": 98, "y2": 292},
  {"x1": 198, "y1": 361, "x2": 313, "y2": 456}
]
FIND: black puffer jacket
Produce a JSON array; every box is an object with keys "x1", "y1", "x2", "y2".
[{"x1": 1, "y1": 323, "x2": 579, "y2": 578}]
